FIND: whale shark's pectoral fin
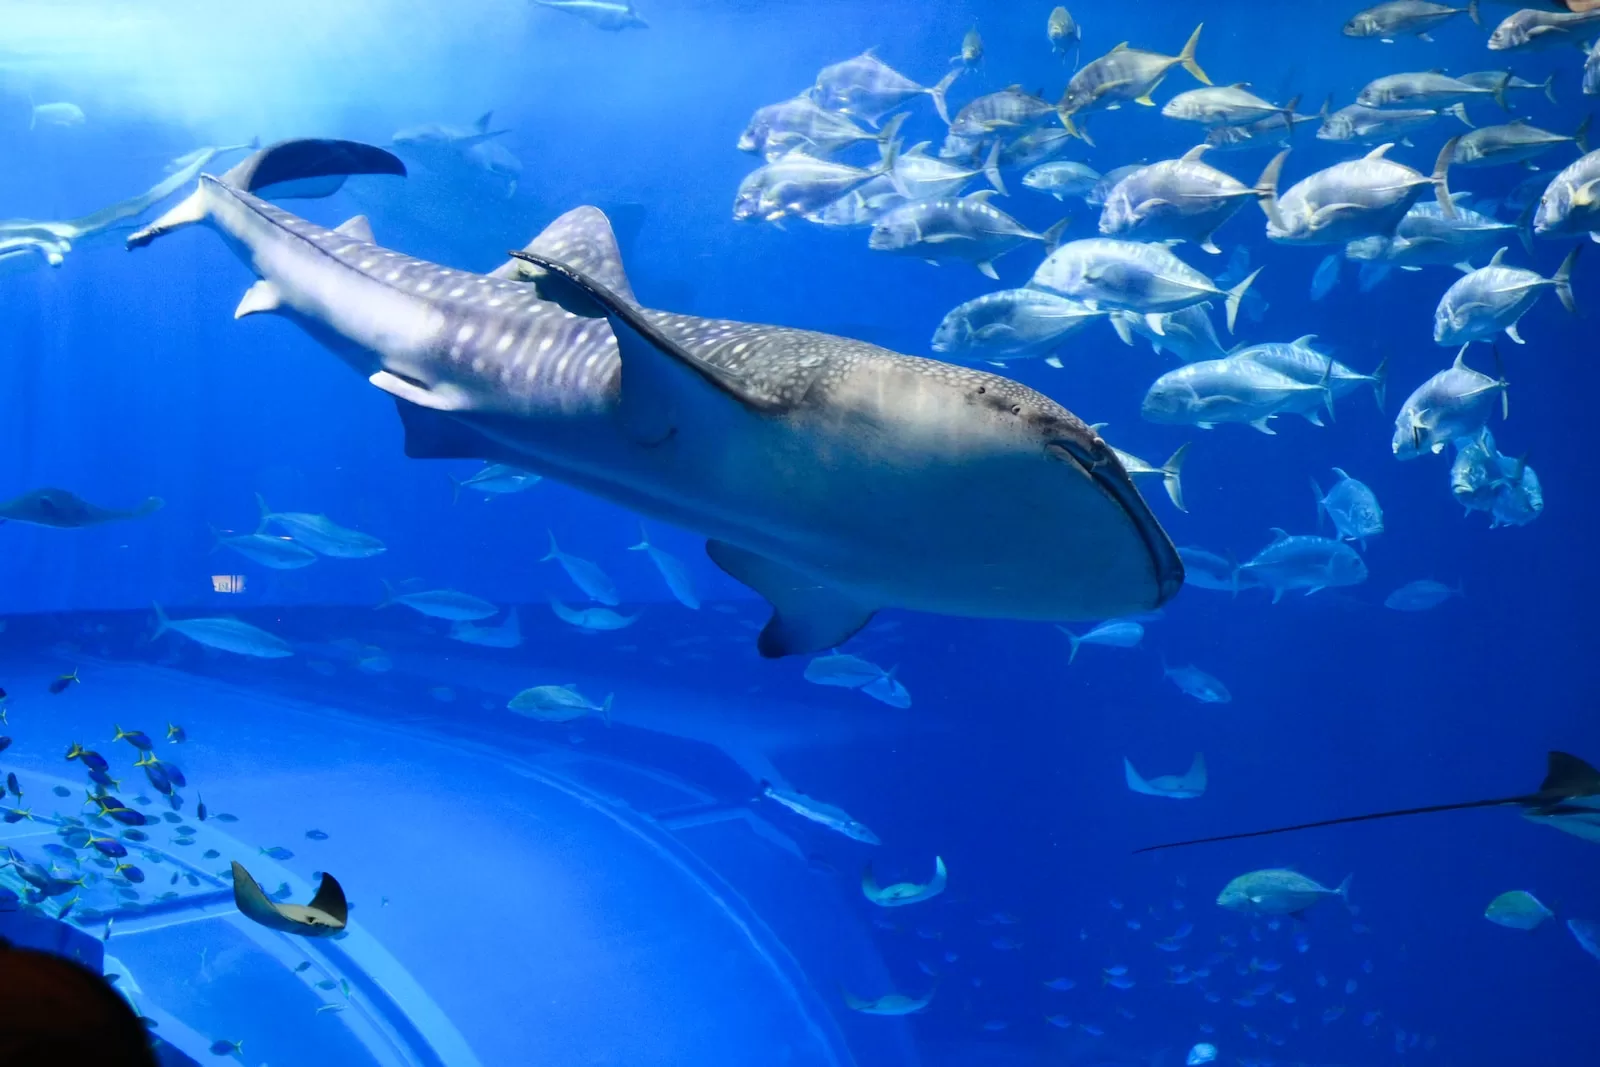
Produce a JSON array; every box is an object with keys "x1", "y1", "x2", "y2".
[
  {"x1": 706, "y1": 540, "x2": 876, "y2": 658},
  {"x1": 391, "y1": 399, "x2": 496, "y2": 460},
  {"x1": 508, "y1": 249, "x2": 784, "y2": 447}
]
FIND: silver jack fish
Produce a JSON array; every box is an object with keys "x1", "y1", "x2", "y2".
[
  {"x1": 128, "y1": 140, "x2": 1181, "y2": 658},
  {"x1": 1392, "y1": 347, "x2": 1509, "y2": 458},
  {"x1": 1257, "y1": 140, "x2": 1460, "y2": 245},
  {"x1": 1533, "y1": 148, "x2": 1600, "y2": 240},
  {"x1": 1098, "y1": 144, "x2": 1273, "y2": 254},
  {"x1": 1343, "y1": 0, "x2": 1480, "y2": 42},
  {"x1": 1059, "y1": 24, "x2": 1209, "y2": 145},
  {"x1": 1432, "y1": 245, "x2": 1578, "y2": 346}
]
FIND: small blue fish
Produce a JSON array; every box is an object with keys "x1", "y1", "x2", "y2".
[
  {"x1": 115, "y1": 864, "x2": 146, "y2": 884},
  {"x1": 209, "y1": 1038, "x2": 243, "y2": 1057},
  {"x1": 1044, "y1": 977, "x2": 1076, "y2": 991},
  {"x1": 52, "y1": 785, "x2": 71, "y2": 798},
  {"x1": 1309, "y1": 253, "x2": 1341, "y2": 301},
  {"x1": 305, "y1": 829, "x2": 330, "y2": 841},
  {"x1": 49, "y1": 669, "x2": 80, "y2": 695},
  {"x1": 166, "y1": 723, "x2": 187, "y2": 743},
  {"x1": 197, "y1": 795, "x2": 208, "y2": 822},
  {"x1": 0, "y1": 737, "x2": 10, "y2": 753},
  {"x1": 260, "y1": 845, "x2": 294, "y2": 861},
  {"x1": 112, "y1": 725, "x2": 154, "y2": 750}
]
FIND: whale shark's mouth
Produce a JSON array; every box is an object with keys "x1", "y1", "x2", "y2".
[{"x1": 1047, "y1": 436, "x2": 1185, "y2": 607}]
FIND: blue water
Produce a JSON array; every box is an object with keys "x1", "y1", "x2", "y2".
[{"x1": 0, "y1": 2, "x2": 1598, "y2": 1065}]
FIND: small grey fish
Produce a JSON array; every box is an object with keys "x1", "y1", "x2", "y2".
[
  {"x1": 1453, "y1": 117, "x2": 1590, "y2": 168},
  {"x1": 1392, "y1": 348, "x2": 1508, "y2": 458},
  {"x1": 810, "y1": 51, "x2": 960, "y2": 126},
  {"x1": 948, "y1": 86, "x2": 1058, "y2": 140},
  {"x1": 1345, "y1": 196, "x2": 1515, "y2": 274},
  {"x1": 1108, "y1": 304, "x2": 1228, "y2": 363},
  {"x1": 1085, "y1": 164, "x2": 1147, "y2": 207},
  {"x1": 998, "y1": 126, "x2": 1075, "y2": 169},
  {"x1": 932, "y1": 289, "x2": 1106, "y2": 361},
  {"x1": 762, "y1": 783, "x2": 880, "y2": 844},
  {"x1": 1178, "y1": 546, "x2": 1252, "y2": 592},
  {"x1": 892, "y1": 140, "x2": 1005, "y2": 200},
  {"x1": 1317, "y1": 102, "x2": 1471, "y2": 146},
  {"x1": 548, "y1": 597, "x2": 639, "y2": 632},
  {"x1": 1259, "y1": 140, "x2": 1460, "y2": 246},
  {"x1": 1089, "y1": 425, "x2": 1188, "y2": 510},
  {"x1": 733, "y1": 137, "x2": 904, "y2": 224},
  {"x1": 953, "y1": 26, "x2": 983, "y2": 69},
  {"x1": 451, "y1": 463, "x2": 541, "y2": 499},
  {"x1": 1032, "y1": 238, "x2": 1260, "y2": 329},
  {"x1": 1143, "y1": 355, "x2": 1332, "y2": 434},
  {"x1": 508, "y1": 685, "x2": 612, "y2": 723},
  {"x1": 1311, "y1": 469, "x2": 1384, "y2": 548},
  {"x1": 1023, "y1": 160, "x2": 1102, "y2": 201},
  {"x1": 1344, "y1": 0, "x2": 1480, "y2": 42},
  {"x1": 211, "y1": 528, "x2": 318, "y2": 570},
  {"x1": 542, "y1": 531, "x2": 619, "y2": 605},
  {"x1": 1204, "y1": 101, "x2": 1326, "y2": 153},
  {"x1": 1460, "y1": 70, "x2": 1555, "y2": 104},
  {"x1": 1235, "y1": 336, "x2": 1386, "y2": 410},
  {"x1": 868, "y1": 192, "x2": 1067, "y2": 279},
  {"x1": 1587, "y1": 39, "x2": 1600, "y2": 97},
  {"x1": 1098, "y1": 144, "x2": 1270, "y2": 253},
  {"x1": 1162, "y1": 86, "x2": 1295, "y2": 128},
  {"x1": 1385, "y1": 579, "x2": 1463, "y2": 611},
  {"x1": 1533, "y1": 148, "x2": 1600, "y2": 239},
  {"x1": 1433, "y1": 246, "x2": 1578, "y2": 347},
  {"x1": 378, "y1": 581, "x2": 497, "y2": 621},
  {"x1": 152, "y1": 603, "x2": 292, "y2": 658},
  {"x1": 1059, "y1": 24, "x2": 1210, "y2": 144},
  {"x1": 255, "y1": 495, "x2": 384, "y2": 558},
  {"x1": 1228, "y1": 531, "x2": 1369, "y2": 604},
  {"x1": 1164, "y1": 662, "x2": 1230, "y2": 703},
  {"x1": 1048, "y1": 7, "x2": 1082, "y2": 66},
  {"x1": 737, "y1": 96, "x2": 898, "y2": 161},
  {"x1": 530, "y1": 0, "x2": 646, "y2": 30},
  {"x1": 1488, "y1": 7, "x2": 1600, "y2": 52},
  {"x1": 1357, "y1": 71, "x2": 1504, "y2": 109}
]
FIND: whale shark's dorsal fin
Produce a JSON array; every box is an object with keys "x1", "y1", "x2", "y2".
[
  {"x1": 308, "y1": 872, "x2": 348, "y2": 925},
  {"x1": 492, "y1": 207, "x2": 638, "y2": 306}
]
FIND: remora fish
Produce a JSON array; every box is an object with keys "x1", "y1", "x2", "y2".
[
  {"x1": 129, "y1": 139, "x2": 1181, "y2": 658},
  {"x1": 1125, "y1": 753, "x2": 1206, "y2": 799},
  {"x1": 761, "y1": 782, "x2": 880, "y2": 844},
  {"x1": 231, "y1": 862, "x2": 346, "y2": 936},
  {"x1": 0, "y1": 489, "x2": 161, "y2": 528},
  {"x1": 1137, "y1": 751, "x2": 1600, "y2": 853}
]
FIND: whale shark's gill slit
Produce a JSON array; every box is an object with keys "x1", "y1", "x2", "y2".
[{"x1": 1048, "y1": 438, "x2": 1185, "y2": 606}]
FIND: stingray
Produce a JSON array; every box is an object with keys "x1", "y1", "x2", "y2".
[
  {"x1": 0, "y1": 488, "x2": 162, "y2": 528},
  {"x1": 231, "y1": 861, "x2": 347, "y2": 937},
  {"x1": 1136, "y1": 750, "x2": 1600, "y2": 853}
]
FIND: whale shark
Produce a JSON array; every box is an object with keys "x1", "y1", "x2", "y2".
[{"x1": 128, "y1": 139, "x2": 1182, "y2": 657}]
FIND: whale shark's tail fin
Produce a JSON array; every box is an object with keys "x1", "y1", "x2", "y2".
[{"x1": 128, "y1": 139, "x2": 406, "y2": 249}]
